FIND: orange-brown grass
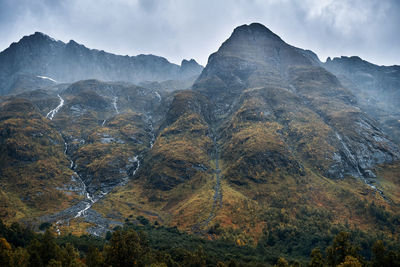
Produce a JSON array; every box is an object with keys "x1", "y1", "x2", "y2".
[
  {"x1": 374, "y1": 160, "x2": 400, "y2": 206},
  {"x1": 57, "y1": 219, "x2": 97, "y2": 236},
  {"x1": 0, "y1": 99, "x2": 83, "y2": 222}
]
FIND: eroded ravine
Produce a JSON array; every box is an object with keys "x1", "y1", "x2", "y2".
[
  {"x1": 147, "y1": 114, "x2": 156, "y2": 148},
  {"x1": 42, "y1": 93, "x2": 162, "y2": 235},
  {"x1": 50, "y1": 139, "x2": 121, "y2": 236},
  {"x1": 42, "y1": 97, "x2": 151, "y2": 236},
  {"x1": 335, "y1": 132, "x2": 390, "y2": 202},
  {"x1": 47, "y1": 136, "x2": 144, "y2": 236},
  {"x1": 192, "y1": 131, "x2": 223, "y2": 235}
]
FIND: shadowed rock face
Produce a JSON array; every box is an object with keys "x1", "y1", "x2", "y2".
[
  {"x1": 324, "y1": 56, "x2": 400, "y2": 144},
  {"x1": 193, "y1": 23, "x2": 320, "y2": 117},
  {"x1": 134, "y1": 23, "x2": 399, "y2": 191},
  {"x1": 141, "y1": 90, "x2": 213, "y2": 190},
  {"x1": 0, "y1": 32, "x2": 203, "y2": 95},
  {"x1": 189, "y1": 23, "x2": 399, "y2": 183}
]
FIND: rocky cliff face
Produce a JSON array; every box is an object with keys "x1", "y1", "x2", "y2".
[
  {"x1": 324, "y1": 56, "x2": 400, "y2": 144},
  {"x1": 191, "y1": 23, "x2": 399, "y2": 183},
  {"x1": 0, "y1": 79, "x2": 168, "y2": 235},
  {"x1": 0, "y1": 32, "x2": 203, "y2": 95},
  {"x1": 1, "y1": 23, "x2": 399, "y2": 246},
  {"x1": 193, "y1": 23, "x2": 320, "y2": 116},
  {"x1": 95, "y1": 23, "x2": 399, "y2": 237}
]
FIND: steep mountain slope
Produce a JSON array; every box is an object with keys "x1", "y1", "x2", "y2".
[
  {"x1": 193, "y1": 23, "x2": 398, "y2": 182},
  {"x1": 0, "y1": 97, "x2": 83, "y2": 221},
  {"x1": 0, "y1": 32, "x2": 203, "y2": 95},
  {"x1": 193, "y1": 23, "x2": 319, "y2": 116},
  {"x1": 95, "y1": 23, "x2": 400, "y2": 254},
  {"x1": 0, "y1": 23, "x2": 399, "y2": 262},
  {"x1": 53, "y1": 80, "x2": 160, "y2": 195},
  {"x1": 0, "y1": 79, "x2": 166, "y2": 235},
  {"x1": 324, "y1": 56, "x2": 400, "y2": 143}
]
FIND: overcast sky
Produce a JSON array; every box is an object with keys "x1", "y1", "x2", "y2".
[{"x1": 1, "y1": 0, "x2": 399, "y2": 66}]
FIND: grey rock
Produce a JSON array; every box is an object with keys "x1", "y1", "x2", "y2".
[{"x1": 0, "y1": 32, "x2": 203, "y2": 95}]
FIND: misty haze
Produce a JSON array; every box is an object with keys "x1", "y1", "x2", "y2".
[{"x1": 0, "y1": 1, "x2": 399, "y2": 267}]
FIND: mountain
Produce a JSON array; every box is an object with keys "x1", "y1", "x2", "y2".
[
  {"x1": 190, "y1": 23, "x2": 399, "y2": 181},
  {"x1": 324, "y1": 56, "x2": 400, "y2": 143},
  {"x1": 0, "y1": 32, "x2": 203, "y2": 95},
  {"x1": 193, "y1": 23, "x2": 320, "y2": 115},
  {"x1": 0, "y1": 23, "x2": 399, "y2": 263},
  {"x1": 0, "y1": 96, "x2": 82, "y2": 221},
  {"x1": 96, "y1": 23, "x2": 400, "y2": 252},
  {"x1": 0, "y1": 79, "x2": 165, "y2": 234}
]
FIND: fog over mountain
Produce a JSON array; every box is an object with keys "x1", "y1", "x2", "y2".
[
  {"x1": 0, "y1": 32, "x2": 203, "y2": 95},
  {"x1": 0, "y1": 3, "x2": 400, "y2": 265}
]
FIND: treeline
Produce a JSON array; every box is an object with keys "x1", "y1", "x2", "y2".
[
  {"x1": 257, "y1": 202, "x2": 400, "y2": 262},
  {"x1": 1, "y1": 219, "x2": 400, "y2": 266}
]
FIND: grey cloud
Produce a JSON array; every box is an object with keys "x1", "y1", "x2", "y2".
[{"x1": 0, "y1": 0, "x2": 399, "y2": 66}]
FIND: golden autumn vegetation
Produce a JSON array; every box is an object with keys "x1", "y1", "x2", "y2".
[{"x1": 0, "y1": 99, "x2": 82, "y2": 221}]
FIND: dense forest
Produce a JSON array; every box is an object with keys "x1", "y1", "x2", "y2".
[{"x1": 1, "y1": 218, "x2": 399, "y2": 267}]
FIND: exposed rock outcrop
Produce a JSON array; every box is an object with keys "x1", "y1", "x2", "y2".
[{"x1": 0, "y1": 32, "x2": 203, "y2": 95}]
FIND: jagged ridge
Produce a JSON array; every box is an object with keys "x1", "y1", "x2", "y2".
[{"x1": 0, "y1": 32, "x2": 203, "y2": 95}]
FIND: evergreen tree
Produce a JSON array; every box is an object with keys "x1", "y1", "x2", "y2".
[
  {"x1": 27, "y1": 239, "x2": 44, "y2": 267},
  {"x1": 41, "y1": 229, "x2": 61, "y2": 265},
  {"x1": 47, "y1": 259, "x2": 62, "y2": 267},
  {"x1": 11, "y1": 247, "x2": 29, "y2": 267},
  {"x1": 0, "y1": 237, "x2": 12, "y2": 267},
  {"x1": 309, "y1": 248, "x2": 324, "y2": 267},
  {"x1": 182, "y1": 247, "x2": 206, "y2": 267},
  {"x1": 60, "y1": 243, "x2": 83, "y2": 267},
  {"x1": 372, "y1": 240, "x2": 400, "y2": 267},
  {"x1": 326, "y1": 232, "x2": 360, "y2": 267},
  {"x1": 372, "y1": 240, "x2": 386, "y2": 267},
  {"x1": 336, "y1": 255, "x2": 362, "y2": 267},
  {"x1": 274, "y1": 257, "x2": 289, "y2": 267},
  {"x1": 86, "y1": 247, "x2": 105, "y2": 267},
  {"x1": 227, "y1": 259, "x2": 238, "y2": 267},
  {"x1": 104, "y1": 229, "x2": 145, "y2": 266}
]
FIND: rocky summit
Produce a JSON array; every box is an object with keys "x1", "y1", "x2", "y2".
[
  {"x1": 0, "y1": 32, "x2": 203, "y2": 95},
  {"x1": 0, "y1": 23, "x2": 400, "y2": 265}
]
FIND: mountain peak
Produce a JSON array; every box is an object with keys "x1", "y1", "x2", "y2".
[
  {"x1": 231, "y1": 23, "x2": 282, "y2": 41},
  {"x1": 66, "y1": 39, "x2": 86, "y2": 49},
  {"x1": 33, "y1": 31, "x2": 49, "y2": 37},
  {"x1": 195, "y1": 22, "x2": 320, "y2": 99},
  {"x1": 325, "y1": 55, "x2": 373, "y2": 70},
  {"x1": 8, "y1": 32, "x2": 60, "y2": 51},
  {"x1": 180, "y1": 59, "x2": 203, "y2": 76},
  {"x1": 214, "y1": 22, "x2": 308, "y2": 63},
  {"x1": 0, "y1": 32, "x2": 204, "y2": 95},
  {"x1": 181, "y1": 58, "x2": 200, "y2": 67},
  {"x1": 25, "y1": 31, "x2": 56, "y2": 42}
]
